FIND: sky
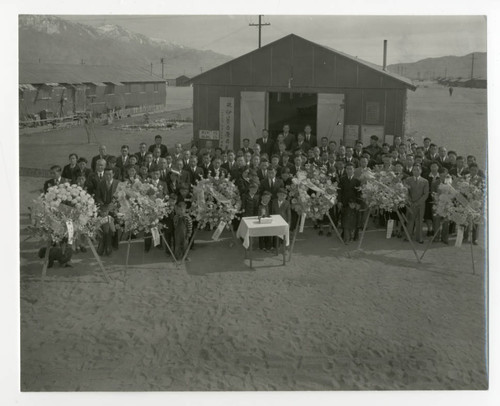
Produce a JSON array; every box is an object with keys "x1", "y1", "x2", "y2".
[{"x1": 59, "y1": 15, "x2": 487, "y2": 64}]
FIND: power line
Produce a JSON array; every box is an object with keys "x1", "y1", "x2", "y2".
[{"x1": 249, "y1": 15, "x2": 270, "y2": 49}]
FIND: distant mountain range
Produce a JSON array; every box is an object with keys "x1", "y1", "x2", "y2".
[
  {"x1": 19, "y1": 15, "x2": 486, "y2": 82},
  {"x1": 18, "y1": 15, "x2": 233, "y2": 78},
  {"x1": 388, "y1": 53, "x2": 486, "y2": 81}
]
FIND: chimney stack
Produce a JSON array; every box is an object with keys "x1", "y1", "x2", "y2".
[{"x1": 383, "y1": 40, "x2": 387, "y2": 71}]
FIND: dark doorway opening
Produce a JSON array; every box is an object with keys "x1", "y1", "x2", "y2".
[{"x1": 268, "y1": 92, "x2": 317, "y2": 140}]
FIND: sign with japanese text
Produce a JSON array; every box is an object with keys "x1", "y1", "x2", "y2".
[
  {"x1": 219, "y1": 97, "x2": 234, "y2": 150},
  {"x1": 199, "y1": 130, "x2": 220, "y2": 140}
]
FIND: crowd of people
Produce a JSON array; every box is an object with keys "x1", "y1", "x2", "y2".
[{"x1": 42, "y1": 124, "x2": 486, "y2": 260}]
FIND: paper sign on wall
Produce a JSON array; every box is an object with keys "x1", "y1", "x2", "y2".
[{"x1": 199, "y1": 130, "x2": 220, "y2": 140}]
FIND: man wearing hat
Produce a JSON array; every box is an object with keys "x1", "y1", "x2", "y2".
[
  {"x1": 363, "y1": 135, "x2": 382, "y2": 162},
  {"x1": 272, "y1": 188, "x2": 291, "y2": 225}
]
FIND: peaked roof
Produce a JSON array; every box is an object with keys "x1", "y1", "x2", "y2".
[
  {"x1": 190, "y1": 34, "x2": 416, "y2": 90},
  {"x1": 19, "y1": 62, "x2": 165, "y2": 84}
]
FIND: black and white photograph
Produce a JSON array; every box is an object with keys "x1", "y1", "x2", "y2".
[{"x1": 5, "y1": 0, "x2": 500, "y2": 404}]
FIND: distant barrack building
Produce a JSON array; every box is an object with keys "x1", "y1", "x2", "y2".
[
  {"x1": 189, "y1": 34, "x2": 416, "y2": 150},
  {"x1": 166, "y1": 75, "x2": 191, "y2": 87},
  {"x1": 19, "y1": 62, "x2": 167, "y2": 122}
]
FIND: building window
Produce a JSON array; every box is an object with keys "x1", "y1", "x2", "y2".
[
  {"x1": 125, "y1": 83, "x2": 131, "y2": 93},
  {"x1": 140, "y1": 83, "x2": 146, "y2": 93},
  {"x1": 104, "y1": 83, "x2": 115, "y2": 95},
  {"x1": 85, "y1": 84, "x2": 97, "y2": 97},
  {"x1": 37, "y1": 85, "x2": 53, "y2": 100},
  {"x1": 153, "y1": 83, "x2": 159, "y2": 92}
]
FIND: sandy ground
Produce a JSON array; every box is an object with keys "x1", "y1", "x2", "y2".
[
  {"x1": 20, "y1": 208, "x2": 487, "y2": 390},
  {"x1": 19, "y1": 85, "x2": 488, "y2": 391}
]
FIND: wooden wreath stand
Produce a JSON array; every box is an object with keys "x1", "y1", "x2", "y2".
[
  {"x1": 356, "y1": 206, "x2": 422, "y2": 263},
  {"x1": 288, "y1": 211, "x2": 345, "y2": 262},
  {"x1": 420, "y1": 220, "x2": 476, "y2": 274},
  {"x1": 124, "y1": 230, "x2": 178, "y2": 276},
  {"x1": 41, "y1": 236, "x2": 112, "y2": 286}
]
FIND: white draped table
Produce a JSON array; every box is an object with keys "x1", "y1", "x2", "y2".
[{"x1": 236, "y1": 215, "x2": 290, "y2": 268}]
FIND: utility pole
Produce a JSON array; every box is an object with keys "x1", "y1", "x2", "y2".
[
  {"x1": 470, "y1": 53, "x2": 475, "y2": 80},
  {"x1": 249, "y1": 15, "x2": 270, "y2": 48},
  {"x1": 150, "y1": 62, "x2": 153, "y2": 75},
  {"x1": 161, "y1": 58, "x2": 165, "y2": 78}
]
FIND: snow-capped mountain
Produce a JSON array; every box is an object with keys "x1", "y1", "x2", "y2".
[{"x1": 19, "y1": 15, "x2": 232, "y2": 77}]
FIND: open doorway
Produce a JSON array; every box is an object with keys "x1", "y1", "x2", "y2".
[{"x1": 268, "y1": 92, "x2": 317, "y2": 140}]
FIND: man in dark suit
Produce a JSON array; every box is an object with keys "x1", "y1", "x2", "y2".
[
  {"x1": 148, "y1": 134, "x2": 169, "y2": 157},
  {"x1": 115, "y1": 145, "x2": 130, "y2": 174},
  {"x1": 91, "y1": 144, "x2": 109, "y2": 172},
  {"x1": 43, "y1": 165, "x2": 70, "y2": 193},
  {"x1": 208, "y1": 157, "x2": 228, "y2": 179},
  {"x1": 303, "y1": 124, "x2": 317, "y2": 148},
  {"x1": 135, "y1": 142, "x2": 148, "y2": 166},
  {"x1": 148, "y1": 168, "x2": 168, "y2": 198},
  {"x1": 344, "y1": 146, "x2": 359, "y2": 167},
  {"x1": 353, "y1": 140, "x2": 364, "y2": 160},
  {"x1": 158, "y1": 158, "x2": 170, "y2": 183},
  {"x1": 425, "y1": 143, "x2": 439, "y2": 161},
  {"x1": 240, "y1": 138, "x2": 254, "y2": 155},
  {"x1": 86, "y1": 158, "x2": 107, "y2": 197},
  {"x1": 292, "y1": 133, "x2": 310, "y2": 154},
  {"x1": 200, "y1": 153, "x2": 213, "y2": 178},
  {"x1": 221, "y1": 150, "x2": 237, "y2": 173},
  {"x1": 449, "y1": 156, "x2": 469, "y2": 178},
  {"x1": 290, "y1": 155, "x2": 304, "y2": 176},
  {"x1": 337, "y1": 163, "x2": 362, "y2": 242},
  {"x1": 95, "y1": 168, "x2": 120, "y2": 256},
  {"x1": 318, "y1": 137, "x2": 330, "y2": 156},
  {"x1": 403, "y1": 154, "x2": 415, "y2": 177},
  {"x1": 256, "y1": 129, "x2": 275, "y2": 157},
  {"x1": 405, "y1": 164, "x2": 429, "y2": 243},
  {"x1": 151, "y1": 147, "x2": 162, "y2": 167},
  {"x1": 281, "y1": 124, "x2": 296, "y2": 151},
  {"x1": 435, "y1": 146, "x2": 449, "y2": 167},
  {"x1": 230, "y1": 156, "x2": 247, "y2": 182},
  {"x1": 172, "y1": 143, "x2": 184, "y2": 162},
  {"x1": 363, "y1": 135, "x2": 382, "y2": 162},
  {"x1": 260, "y1": 168, "x2": 284, "y2": 199},
  {"x1": 186, "y1": 156, "x2": 204, "y2": 185},
  {"x1": 256, "y1": 158, "x2": 270, "y2": 181}
]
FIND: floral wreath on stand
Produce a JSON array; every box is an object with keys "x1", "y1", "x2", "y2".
[
  {"x1": 190, "y1": 176, "x2": 242, "y2": 232},
  {"x1": 359, "y1": 170, "x2": 408, "y2": 213},
  {"x1": 357, "y1": 170, "x2": 410, "y2": 250},
  {"x1": 113, "y1": 179, "x2": 174, "y2": 236},
  {"x1": 288, "y1": 164, "x2": 338, "y2": 223},
  {"x1": 433, "y1": 178, "x2": 484, "y2": 227},
  {"x1": 29, "y1": 183, "x2": 101, "y2": 245}
]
